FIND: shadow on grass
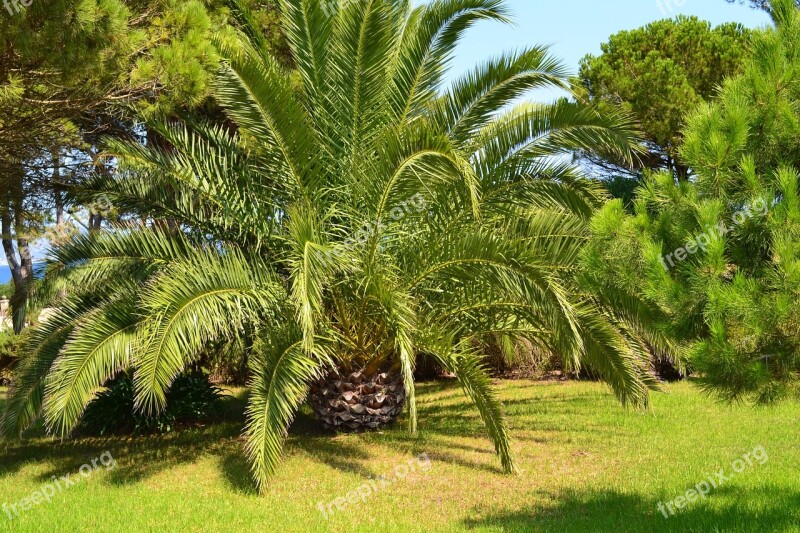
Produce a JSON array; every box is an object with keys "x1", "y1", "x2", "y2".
[
  {"x1": 463, "y1": 485, "x2": 800, "y2": 532},
  {"x1": 0, "y1": 387, "x2": 460, "y2": 494},
  {"x1": 2, "y1": 424, "x2": 246, "y2": 486},
  {"x1": 0, "y1": 380, "x2": 653, "y2": 494},
  {"x1": 0, "y1": 392, "x2": 247, "y2": 486},
  {"x1": 219, "y1": 407, "x2": 387, "y2": 495}
]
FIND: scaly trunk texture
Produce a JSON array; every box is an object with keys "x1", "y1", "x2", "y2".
[{"x1": 309, "y1": 368, "x2": 406, "y2": 431}]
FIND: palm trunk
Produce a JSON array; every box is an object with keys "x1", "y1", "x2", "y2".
[{"x1": 309, "y1": 367, "x2": 406, "y2": 431}]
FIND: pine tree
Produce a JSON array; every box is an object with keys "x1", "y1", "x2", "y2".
[
  {"x1": 0, "y1": 1, "x2": 285, "y2": 331},
  {"x1": 584, "y1": 0, "x2": 800, "y2": 403},
  {"x1": 576, "y1": 17, "x2": 751, "y2": 181}
]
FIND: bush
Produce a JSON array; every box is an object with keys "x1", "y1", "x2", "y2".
[
  {"x1": 201, "y1": 337, "x2": 249, "y2": 386},
  {"x1": 0, "y1": 329, "x2": 25, "y2": 385},
  {"x1": 478, "y1": 336, "x2": 563, "y2": 379},
  {"x1": 79, "y1": 372, "x2": 227, "y2": 435}
]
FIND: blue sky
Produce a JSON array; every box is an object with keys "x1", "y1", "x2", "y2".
[{"x1": 444, "y1": 0, "x2": 772, "y2": 100}]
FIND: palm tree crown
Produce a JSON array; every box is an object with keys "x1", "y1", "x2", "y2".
[{"x1": 2, "y1": 0, "x2": 659, "y2": 491}]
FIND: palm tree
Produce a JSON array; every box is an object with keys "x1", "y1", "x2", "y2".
[{"x1": 1, "y1": 0, "x2": 661, "y2": 491}]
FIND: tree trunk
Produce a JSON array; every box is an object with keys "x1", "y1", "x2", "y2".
[
  {"x1": 1, "y1": 210, "x2": 31, "y2": 334},
  {"x1": 309, "y1": 367, "x2": 406, "y2": 431},
  {"x1": 52, "y1": 149, "x2": 64, "y2": 228},
  {"x1": 87, "y1": 148, "x2": 109, "y2": 232},
  {"x1": 89, "y1": 212, "x2": 103, "y2": 231},
  {"x1": 675, "y1": 162, "x2": 690, "y2": 182}
]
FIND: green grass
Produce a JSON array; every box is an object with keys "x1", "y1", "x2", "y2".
[{"x1": 0, "y1": 379, "x2": 798, "y2": 532}]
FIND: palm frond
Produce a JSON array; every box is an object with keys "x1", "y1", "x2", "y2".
[
  {"x1": 285, "y1": 204, "x2": 338, "y2": 354},
  {"x1": 275, "y1": 0, "x2": 332, "y2": 105},
  {"x1": 245, "y1": 325, "x2": 333, "y2": 492},
  {"x1": 391, "y1": 0, "x2": 510, "y2": 121},
  {"x1": 421, "y1": 332, "x2": 516, "y2": 473},
  {"x1": 324, "y1": 0, "x2": 406, "y2": 174},
  {"x1": 133, "y1": 248, "x2": 283, "y2": 414},
  {"x1": 572, "y1": 302, "x2": 659, "y2": 408},
  {"x1": 43, "y1": 296, "x2": 140, "y2": 437},
  {"x1": 33, "y1": 227, "x2": 196, "y2": 307},
  {"x1": 477, "y1": 101, "x2": 642, "y2": 175},
  {"x1": 214, "y1": 35, "x2": 317, "y2": 194},
  {"x1": 1, "y1": 303, "x2": 84, "y2": 438},
  {"x1": 437, "y1": 48, "x2": 570, "y2": 144}
]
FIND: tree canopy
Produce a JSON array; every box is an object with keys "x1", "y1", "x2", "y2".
[
  {"x1": 583, "y1": 0, "x2": 800, "y2": 404},
  {"x1": 575, "y1": 16, "x2": 751, "y2": 181},
  {"x1": 0, "y1": 0, "x2": 285, "y2": 331}
]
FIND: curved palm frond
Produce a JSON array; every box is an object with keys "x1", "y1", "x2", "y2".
[
  {"x1": 133, "y1": 248, "x2": 283, "y2": 414},
  {"x1": 436, "y1": 47, "x2": 570, "y2": 144},
  {"x1": 420, "y1": 331, "x2": 515, "y2": 473},
  {"x1": 571, "y1": 302, "x2": 659, "y2": 407},
  {"x1": 392, "y1": 0, "x2": 510, "y2": 122},
  {"x1": 477, "y1": 101, "x2": 642, "y2": 175},
  {"x1": 32, "y1": 227, "x2": 197, "y2": 307},
  {"x1": 245, "y1": 325, "x2": 333, "y2": 493},
  {"x1": 43, "y1": 296, "x2": 140, "y2": 437},
  {"x1": 213, "y1": 35, "x2": 318, "y2": 195},
  {"x1": 1, "y1": 300, "x2": 88, "y2": 438}
]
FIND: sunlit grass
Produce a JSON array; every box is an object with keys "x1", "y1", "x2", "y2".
[{"x1": 0, "y1": 380, "x2": 797, "y2": 532}]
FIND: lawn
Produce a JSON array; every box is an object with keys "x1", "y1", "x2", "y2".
[{"x1": 0, "y1": 380, "x2": 798, "y2": 532}]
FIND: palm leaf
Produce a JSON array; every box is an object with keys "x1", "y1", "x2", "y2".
[
  {"x1": 133, "y1": 248, "x2": 283, "y2": 414},
  {"x1": 245, "y1": 325, "x2": 333, "y2": 493},
  {"x1": 420, "y1": 332, "x2": 516, "y2": 473},
  {"x1": 43, "y1": 296, "x2": 140, "y2": 437}
]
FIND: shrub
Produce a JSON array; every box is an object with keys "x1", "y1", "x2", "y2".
[
  {"x1": 0, "y1": 329, "x2": 25, "y2": 386},
  {"x1": 201, "y1": 337, "x2": 250, "y2": 386},
  {"x1": 79, "y1": 372, "x2": 226, "y2": 436},
  {"x1": 478, "y1": 336, "x2": 563, "y2": 379}
]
